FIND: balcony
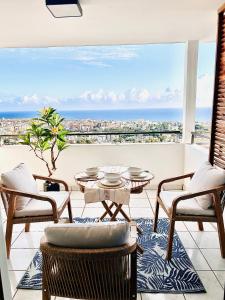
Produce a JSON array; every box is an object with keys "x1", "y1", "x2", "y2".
[
  {"x1": 0, "y1": 0, "x2": 225, "y2": 299},
  {"x1": 1, "y1": 142, "x2": 225, "y2": 300}
]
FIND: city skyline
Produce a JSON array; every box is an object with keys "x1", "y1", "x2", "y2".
[{"x1": 0, "y1": 42, "x2": 215, "y2": 111}]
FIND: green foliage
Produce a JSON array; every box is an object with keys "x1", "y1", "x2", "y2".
[{"x1": 20, "y1": 107, "x2": 68, "y2": 176}]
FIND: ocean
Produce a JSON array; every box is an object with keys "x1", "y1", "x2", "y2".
[{"x1": 0, "y1": 107, "x2": 212, "y2": 122}]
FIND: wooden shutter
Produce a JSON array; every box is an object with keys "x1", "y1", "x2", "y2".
[{"x1": 209, "y1": 5, "x2": 225, "y2": 169}]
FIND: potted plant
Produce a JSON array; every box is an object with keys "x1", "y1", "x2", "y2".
[{"x1": 20, "y1": 107, "x2": 68, "y2": 191}]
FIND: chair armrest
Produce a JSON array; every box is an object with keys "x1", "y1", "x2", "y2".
[
  {"x1": 171, "y1": 184, "x2": 225, "y2": 215},
  {"x1": 0, "y1": 186, "x2": 57, "y2": 214},
  {"x1": 157, "y1": 173, "x2": 194, "y2": 196},
  {"x1": 33, "y1": 174, "x2": 69, "y2": 191}
]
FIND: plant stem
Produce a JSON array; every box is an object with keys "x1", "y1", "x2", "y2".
[
  {"x1": 51, "y1": 137, "x2": 57, "y2": 171},
  {"x1": 54, "y1": 150, "x2": 60, "y2": 164},
  {"x1": 29, "y1": 144, "x2": 52, "y2": 177}
]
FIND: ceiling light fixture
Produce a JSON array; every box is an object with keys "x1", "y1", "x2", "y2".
[{"x1": 46, "y1": 0, "x2": 82, "y2": 18}]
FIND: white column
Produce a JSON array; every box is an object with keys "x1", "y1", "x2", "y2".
[{"x1": 182, "y1": 40, "x2": 199, "y2": 143}]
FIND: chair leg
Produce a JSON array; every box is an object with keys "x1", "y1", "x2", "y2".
[
  {"x1": 42, "y1": 289, "x2": 50, "y2": 300},
  {"x1": 166, "y1": 219, "x2": 175, "y2": 260},
  {"x1": 67, "y1": 200, "x2": 73, "y2": 223},
  {"x1": 217, "y1": 215, "x2": 225, "y2": 258},
  {"x1": 153, "y1": 200, "x2": 159, "y2": 232},
  {"x1": 42, "y1": 277, "x2": 50, "y2": 300},
  {"x1": 5, "y1": 219, "x2": 13, "y2": 258},
  {"x1": 198, "y1": 221, "x2": 204, "y2": 231},
  {"x1": 25, "y1": 223, "x2": 30, "y2": 232}
]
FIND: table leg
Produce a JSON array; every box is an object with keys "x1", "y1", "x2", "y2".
[
  {"x1": 99, "y1": 202, "x2": 115, "y2": 220},
  {"x1": 110, "y1": 204, "x2": 123, "y2": 221},
  {"x1": 101, "y1": 201, "x2": 114, "y2": 218},
  {"x1": 114, "y1": 202, "x2": 130, "y2": 220},
  {"x1": 113, "y1": 203, "x2": 143, "y2": 235}
]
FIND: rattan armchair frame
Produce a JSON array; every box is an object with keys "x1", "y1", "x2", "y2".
[
  {"x1": 153, "y1": 173, "x2": 225, "y2": 260},
  {"x1": 0, "y1": 175, "x2": 73, "y2": 258},
  {"x1": 40, "y1": 237, "x2": 137, "y2": 300}
]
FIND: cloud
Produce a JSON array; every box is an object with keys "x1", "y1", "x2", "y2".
[
  {"x1": 22, "y1": 94, "x2": 40, "y2": 105},
  {"x1": 70, "y1": 46, "x2": 138, "y2": 67},
  {"x1": 0, "y1": 87, "x2": 183, "y2": 110},
  {"x1": 82, "y1": 61, "x2": 111, "y2": 68},
  {"x1": 125, "y1": 88, "x2": 151, "y2": 103},
  {"x1": 22, "y1": 94, "x2": 59, "y2": 105},
  {"x1": 196, "y1": 73, "x2": 214, "y2": 107},
  {"x1": 78, "y1": 87, "x2": 182, "y2": 108},
  {"x1": 2, "y1": 46, "x2": 138, "y2": 68}
]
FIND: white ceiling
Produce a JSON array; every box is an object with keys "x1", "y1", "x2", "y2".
[{"x1": 0, "y1": 0, "x2": 224, "y2": 48}]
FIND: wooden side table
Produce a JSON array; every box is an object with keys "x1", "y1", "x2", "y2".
[{"x1": 75, "y1": 167, "x2": 154, "y2": 254}]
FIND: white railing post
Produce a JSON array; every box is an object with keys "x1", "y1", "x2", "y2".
[{"x1": 182, "y1": 40, "x2": 199, "y2": 144}]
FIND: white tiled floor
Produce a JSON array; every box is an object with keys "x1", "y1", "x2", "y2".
[
  {"x1": 2, "y1": 189, "x2": 225, "y2": 300},
  {"x1": 184, "y1": 271, "x2": 224, "y2": 300}
]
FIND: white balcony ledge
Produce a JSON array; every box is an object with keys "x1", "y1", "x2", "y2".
[{"x1": 0, "y1": 143, "x2": 208, "y2": 190}]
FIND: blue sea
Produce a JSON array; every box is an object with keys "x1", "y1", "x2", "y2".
[{"x1": 0, "y1": 108, "x2": 212, "y2": 122}]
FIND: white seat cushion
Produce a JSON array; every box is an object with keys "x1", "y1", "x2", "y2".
[
  {"x1": 45, "y1": 222, "x2": 130, "y2": 248},
  {"x1": 187, "y1": 161, "x2": 225, "y2": 209},
  {"x1": 160, "y1": 190, "x2": 215, "y2": 216},
  {"x1": 1, "y1": 163, "x2": 39, "y2": 211},
  {"x1": 15, "y1": 191, "x2": 70, "y2": 217}
]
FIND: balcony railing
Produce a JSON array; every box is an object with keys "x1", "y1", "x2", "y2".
[
  {"x1": 0, "y1": 130, "x2": 182, "y2": 145},
  {"x1": 191, "y1": 131, "x2": 210, "y2": 146}
]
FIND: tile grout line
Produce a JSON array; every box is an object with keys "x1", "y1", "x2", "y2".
[
  {"x1": 12, "y1": 289, "x2": 18, "y2": 299},
  {"x1": 188, "y1": 230, "x2": 206, "y2": 251},
  {"x1": 10, "y1": 229, "x2": 24, "y2": 247},
  {"x1": 197, "y1": 246, "x2": 218, "y2": 275},
  {"x1": 188, "y1": 226, "x2": 213, "y2": 273},
  {"x1": 146, "y1": 193, "x2": 156, "y2": 212},
  {"x1": 212, "y1": 270, "x2": 225, "y2": 289}
]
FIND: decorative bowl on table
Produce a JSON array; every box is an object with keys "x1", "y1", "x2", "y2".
[
  {"x1": 86, "y1": 167, "x2": 99, "y2": 176},
  {"x1": 100, "y1": 179, "x2": 124, "y2": 188},
  {"x1": 127, "y1": 167, "x2": 143, "y2": 176},
  {"x1": 104, "y1": 172, "x2": 121, "y2": 183}
]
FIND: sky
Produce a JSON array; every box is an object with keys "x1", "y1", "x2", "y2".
[{"x1": 0, "y1": 42, "x2": 216, "y2": 111}]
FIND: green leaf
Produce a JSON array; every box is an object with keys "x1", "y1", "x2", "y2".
[
  {"x1": 57, "y1": 135, "x2": 66, "y2": 142},
  {"x1": 56, "y1": 140, "x2": 68, "y2": 152},
  {"x1": 19, "y1": 133, "x2": 31, "y2": 145}
]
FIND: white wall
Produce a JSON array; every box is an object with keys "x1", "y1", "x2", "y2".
[
  {"x1": 184, "y1": 144, "x2": 209, "y2": 173},
  {"x1": 1, "y1": 143, "x2": 210, "y2": 189},
  {"x1": 0, "y1": 143, "x2": 185, "y2": 189}
]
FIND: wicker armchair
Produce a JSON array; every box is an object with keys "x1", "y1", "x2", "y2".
[
  {"x1": 0, "y1": 174, "x2": 73, "y2": 258},
  {"x1": 153, "y1": 172, "x2": 225, "y2": 260},
  {"x1": 40, "y1": 236, "x2": 137, "y2": 300}
]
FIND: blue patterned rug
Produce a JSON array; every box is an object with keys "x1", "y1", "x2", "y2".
[{"x1": 17, "y1": 218, "x2": 205, "y2": 293}]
